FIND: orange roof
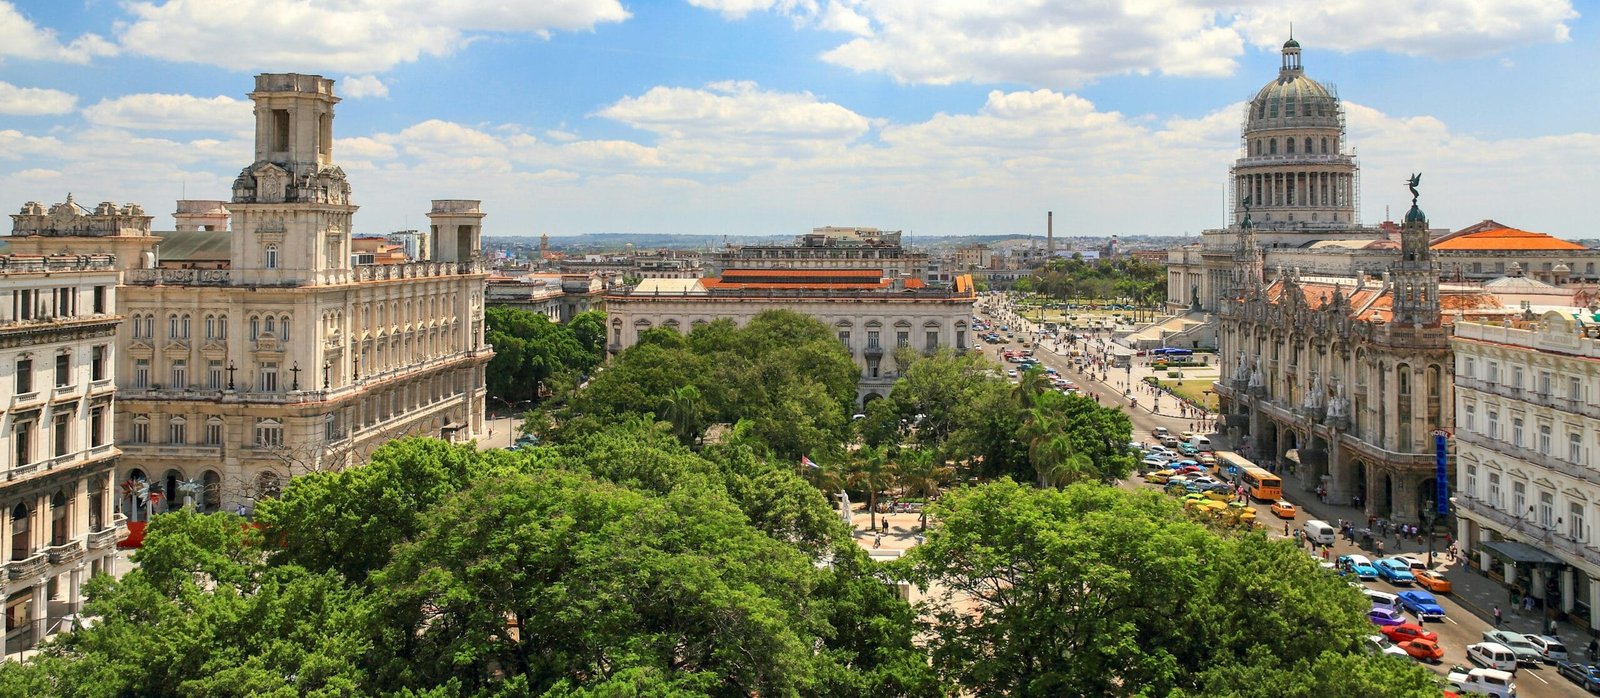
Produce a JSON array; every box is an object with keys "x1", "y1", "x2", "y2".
[
  {"x1": 1431, "y1": 225, "x2": 1586, "y2": 251},
  {"x1": 720, "y1": 268, "x2": 884, "y2": 279},
  {"x1": 700, "y1": 278, "x2": 889, "y2": 290}
]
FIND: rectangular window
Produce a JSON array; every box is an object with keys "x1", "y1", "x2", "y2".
[
  {"x1": 1463, "y1": 404, "x2": 1476, "y2": 432},
  {"x1": 1512, "y1": 418, "x2": 1525, "y2": 448},
  {"x1": 1488, "y1": 473, "x2": 1502, "y2": 508},
  {"x1": 133, "y1": 359, "x2": 150, "y2": 389},
  {"x1": 896, "y1": 331, "x2": 909, "y2": 348},
  {"x1": 255, "y1": 420, "x2": 283, "y2": 447},
  {"x1": 54, "y1": 352, "x2": 70, "y2": 387},
  {"x1": 16, "y1": 358, "x2": 32, "y2": 394},
  {"x1": 90, "y1": 407, "x2": 105, "y2": 447},
  {"x1": 1488, "y1": 362, "x2": 1500, "y2": 384},
  {"x1": 1513, "y1": 481, "x2": 1526, "y2": 517},
  {"x1": 1572, "y1": 433, "x2": 1584, "y2": 463},
  {"x1": 1572, "y1": 502, "x2": 1587, "y2": 542},
  {"x1": 170, "y1": 360, "x2": 187, "y2": 390},
  {"x1": 867, "y1": 330, "x2": 880, "y2": 349},
  {"x1": 1539, "y1": 372, "x2": 1551, "y2": 395},
  {"x1": 14, "y1": 421, "x2": 32, "y2": 466},
  {"x1": 272, "y1": 109, "x2": 290, "y2": 150},
  {"x1": 325, "y1": 414, "x2": 341, "y2": 441},
  {"x1": 925, "y1": 331, "x2": 939, "y2": 351},
  {"x1": 52, "y1": 412, "x2": 69, "y2": 458},
  {"x1": 1463, "y1": 357, "x2": 1475, "y2": 378},
  {"x1": 93, "y1": 285, "x2": 106, "y2": 314},
  {"x1": 1512, "y1": 366, "x2": 1524, "y2": 389},
  {"x1": 91, "y1": 345, "x2": 106, "y2": 381},
  {"x1": 259, "y1": 362, "x2": 278, "y2": 392},
  {"x1": 1487, "y1": 411, "x2": 1499, "y2": 440},
  {"x1": 208, "y1": 360, "x2": 224, "y2": 390},
  {"x1": 1538, "y1": 424, "x2": 1552, "y2": 455},
  {"x1": 168, "y1": 420, "x2": 186, "y2": 445},
  {"x1": 1540, "y1": 491, "x2": 1554, "y2": 528},
  {"x1": 1572, "y1": 377, "x2": 1584, "y2": 401},
  {"x1": 837, "y1": 331, "x2": 850, "y2": 348},
  {"x1": 131, "y1": 419, "x2": 148, "y2": 444},
  {"x1": 956, "y1": 330, "x2": 967, "y2": 350},
  {"x1": 204, "y1": 421, "x2": 223, "y2": 446},
  {"x1": 1466, "y1": 464, "x2": 1477, "y2": 499}
]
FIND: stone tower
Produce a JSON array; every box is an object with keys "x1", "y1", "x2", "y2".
[
  {"x1": 428, "y1": 200, "x2": 484, "y2": 264},
  {"x1": 1231, "y1": 38, "x2": 1358, "y2": 230},
  {"x1": 228, "y1": 73, "x2": 355, "y2": 285},
  {"x1": 1390, "y1": 176, "x2": 1440, "y2": 327}
]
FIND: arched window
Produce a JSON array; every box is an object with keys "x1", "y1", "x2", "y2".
[
  {"x1": 279, "y1": 316, "x2": 291, "y2": 342},
  {"x1": 50, "y1": 491, "x2": 68, "y2": 546},
  {"x1": 168, "y1": 314, "x2": 179, "y2": 339},
  {"x1": 204, "y1": 315, "x2": 215, "y2": 340},
  {"x1": 11, "y1": 503, "x2": 32, "y2": 560},
  {"x1": 1286, "y1": 138, "x2": 1295, "y2": 154},
  {"x1": 265, "y1": 244, "x2": 279, "y2": 269},
  {"x1": 218, "y1": 315, "x2": 228, "y2": 339},
  {"x1": 1269, "y1": 139, "x2": 1278, "y2": 155},
  {"x1": 265, "y1": 317, "x2": 276, "y2": 336},
  {"x1": 1320, "y1": 137, "x2": 1328, "y2": 154},
  {"x1": 1304, "y1": 137, "x2": 1312, "y2": 154},
  {"x1": 249, "y1": 316, "x2": 259, "y2": 340},
  {"x1": 143, "y1": 315, "x2": 154, "y2": 339},
  {"x1": 181, "y1": 314, "x2": 191, "y2": 339},
  {"x1": 1428, "y1": 365, "x2": 1441, "y2": 397}
]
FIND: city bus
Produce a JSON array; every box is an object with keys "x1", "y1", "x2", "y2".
[{"x1": 1215, "y1": 451, "x2": 1282, "y2": 501}]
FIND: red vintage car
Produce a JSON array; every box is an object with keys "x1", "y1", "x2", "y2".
[
  {"x1": 1398, "y1": 638, "x2": 1444, "y2": 662},
  {"x1": 1381, "y1": 622, "x2": 1439, "y2": 644}
]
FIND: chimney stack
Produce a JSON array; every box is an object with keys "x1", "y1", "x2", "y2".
[{"x1": 1047, "y1": 211, "x2": 1055, "y2": 257}]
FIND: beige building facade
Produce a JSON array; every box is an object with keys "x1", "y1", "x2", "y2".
[
  {"x1": 7, "y1": 73, "x2": 491, "y2": 516},
  {"x1": 1452, "y1": 313, "x2": 1600, "y2": 629},
  {"x1": 0, "y1": 254, "x2": 126, "y2": 653}
]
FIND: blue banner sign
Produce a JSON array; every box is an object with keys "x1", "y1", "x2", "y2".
[{"x1": 1434, "y1": 432, "x2": 1449, "y2": 516}]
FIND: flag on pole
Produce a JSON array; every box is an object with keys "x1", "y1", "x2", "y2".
[{"x1": 801, "y1": 455, "x2": 819, "y2": 469}]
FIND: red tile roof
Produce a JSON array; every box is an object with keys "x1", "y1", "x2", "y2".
[{"x1": 1431, "y1": 223, "x2": 1586, "y2": 251}]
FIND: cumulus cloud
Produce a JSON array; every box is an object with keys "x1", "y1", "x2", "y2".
[
  {"x1": 0, "y1": 81, "x2": 77, "y2": 115},
  {"x1": 693, "y1": 0, "x2": 1578, "y2": 88},
  {"x1": 340, "y1": 75, "x2": 389, "y2": 99},
  {"x1": 114, "y1": 0, "x2": 631, "y2": 73},
  {"x1": 0, "y1": 1, "x2": 117, "y2": 64},
  {"x1": 82, "y1": 93, "x2": 252, "y2": 135}
]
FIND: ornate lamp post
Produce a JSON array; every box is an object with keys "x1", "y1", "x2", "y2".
[
  {"x1": 289, "y1": 362, "x2": 301, "y2": 391},
  {"x1": 225, "y1": 361, "x2": 237, "y2": 391}
]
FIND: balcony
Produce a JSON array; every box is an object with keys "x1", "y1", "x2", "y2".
[
  {"x1": 1458, "y1": 431, "x2": 1599, "y2": 487},
  {"x1": 11, "y1": 390, "x2": 41, "y2": 408},
  {"x1": 117, "y1": 444, "x2": 223, "y2": 460},
  {"x1": 44, "y1": 540, "x2": 82, "y2": 566},
  {"x1": 126, "y1": 268, "x2": 231, "y2": 286},
  {"x1": 87, "y1": 526, "x2": 121, "y2": 551},
  {"x1": 6, "y1": 552, "x2": 47, "y2": 581},
  {"x1": 1460, "y1": 497, "x2": 1600, "y2": 570}
]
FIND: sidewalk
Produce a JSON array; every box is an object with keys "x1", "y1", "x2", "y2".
[{"x1": 1292, "y1": 492, "x2": 1596, "y2": 641}]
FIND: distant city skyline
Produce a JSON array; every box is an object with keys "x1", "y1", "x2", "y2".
[{"x1": 0, "y1": 1, "x2": 1593, "y2": 238}]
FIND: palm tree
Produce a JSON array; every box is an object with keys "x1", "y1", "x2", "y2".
[
  {"x1": 845, "y1": 445, "x2": 898, "y2": 530},
  {"x1": 1012, "y1": 367, "x2": 1051, "y2": 410},
  {"x1": 896, "y1": 447, "x2": 953, "y2": 530},
  {"x1": 657, "y1": 384, "x2": 705, "y2": 446},
  {"x1": 1017, "y1": 406, "x2": 1094, "y2": 489}
]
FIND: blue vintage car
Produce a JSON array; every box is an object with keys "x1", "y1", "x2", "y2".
[
  {"x1": 1376, "y1": 558, "x2": 1416, "y2": 586},
  {"x1": 1337, "y1": 554, "x2": 1380, "y2": 581},
  {"x1": 1397, "y1": 590, "x2": 1446, "y2": 622},
  {"x1": 1557, "y1": 660, "x2": 1600, "y2": 693}
]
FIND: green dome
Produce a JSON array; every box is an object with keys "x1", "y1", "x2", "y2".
[
  {"x1": 1404, "y1": 204, "x2": 1427, "y2": 225},
  {"x1": 1252, "y1": 74, "x2": 1332, "y2": 106},
  {"x1": 1283, "y1": 38, "x2": 1301, "y2": 49}
]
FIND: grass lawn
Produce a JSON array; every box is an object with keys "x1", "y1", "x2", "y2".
[{"x1": 1156, "y1": 379, "x2": 1218, "y2": 409}]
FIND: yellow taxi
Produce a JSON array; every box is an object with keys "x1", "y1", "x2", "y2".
[
  {"x1": 1143, "y1": 470, "x2": 1174, "y2": 484},
  {"x1": 1180, "y1": 430, "x2": 1196, "y2": 442},
  {"x1": 1413, "y1": 569, "x2": 1452, "y2": 594},
  {"x1": 1269, "y1": 500, "x2": 1297, "y2": 519},
  {"x1": 1198, "y1": 454, "x2": 1217, "y2": 467}
]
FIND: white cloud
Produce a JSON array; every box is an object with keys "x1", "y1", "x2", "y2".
[
  {"x1": 0, "y1": 1, "x2": 117, "y2": 64},
  {"x1": 82, "y1": 93, "x2": 252, "y2": 135},
  {"x1": 0, "y1": 81, "x2": 76, "y2": 115},
  {"x1": 115, "y1": 0, "x2": 631, "y2": 73},
  {"x1": 695, "y1": 1, "x2": 1578, "y2": 88},
  {"x1": 340, "y1": 75, "x2": 388, "y2": 99}
]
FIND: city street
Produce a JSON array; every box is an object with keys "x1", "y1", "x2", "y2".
[{"x1": 972, "y1": 298, "x2": 1592, "y2": 698}]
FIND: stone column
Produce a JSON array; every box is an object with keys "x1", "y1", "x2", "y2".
[
  {"x1": 30, "y1": 579, "x2": 47, "y2": 647},
  {"x1": 1590, "y1": 578, "x2": 1600, "y2": 632},
  {"x1": 1561, "y1": 568, "x2": 1575, "y2": 613},
  {"x1": 1329, "y1": 440, "x2": 1356, "y2": 506},
  {"x1": 1392, "y1": 475, "x2": 1419, "y2": 524},
  {"x1": 68, "y1": 567, "x2": 82, "y2": 614},
  {"x1": 1532, "y1": 567, "x2": 1548, "y2": 602}
]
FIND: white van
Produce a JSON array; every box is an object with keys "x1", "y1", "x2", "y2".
[
  {"x1": 1363, "y1": 589, "x2": 1399, "y2": 611},
  {"x1": 1154, "y1": 426, "x2": 1170, "y2": 438},
  {"x1": 1467, "y1": 642, "x2": 1520, "y2": 673},
  {"x1": 1191, "y1": 435, "x2": 1212, "y2": 450},
  {"x1": 1303, "y1": 520, "x2": 1336, "y2": 546}
]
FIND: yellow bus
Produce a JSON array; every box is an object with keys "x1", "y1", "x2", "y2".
[{"x1": 1215, "y1": 451, "x2": 1282, "y2": 502}]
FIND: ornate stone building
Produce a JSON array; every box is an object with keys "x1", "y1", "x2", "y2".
[
  {"x1": 605, "y1": 270, "x2": 975, "y2": 405},
  {"x1": 1214, "y1": 186, "x2": 1496, "y2": 524},
  {"x1": 0, "y1": 254, "x2": 126, "y2": 652},
  {"x1": 7, "y1": 74, "x2": 492, "y2": 519}
]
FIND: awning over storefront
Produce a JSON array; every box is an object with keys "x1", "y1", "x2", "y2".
[{"x1": 1482, "y1": 540, "x2": 1564, "y2": 566}]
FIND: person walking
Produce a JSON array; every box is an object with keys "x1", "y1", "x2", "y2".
[{"x1": 1494, "y1": 606, "x2": 1503, "y2": 628}]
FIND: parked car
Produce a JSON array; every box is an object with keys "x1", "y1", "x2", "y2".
[
  {"x1": 1381, "y1": 622, "x2": 1439, "y2": 644},
  {"x1": 1482, "y1": 630, "x2": 1544, "y2": 665},
  {"x1": 1467, "y1": 642, "x2": 1521, "y2": 673},
  {"x1": 1270, "y1": 500, "x2": 1297, "y2": 519},
  {"x1": 1449, "y1": 666, "x2": 1518, "y2": 698},
  {"x1": 1397, "y1": 590, "x2": 1446, "y2": 621},
  {"x1": 1557, "y1": 660, "x2": 1600, "y2": 693},
  {"x1": 1376, "y1": 558, "x2": 1416, "y2": 586},
  {"x1": 1524, "y1": 634, "x2": 1569, "y2": 663},
  {"x1": 1398, "y1": 638, "x2": 1444, "y2": 662},
  {"x1": 1413, "y1": 569, "x2": 1452, "y2": 593},
  {"x1": 1365, "y1": 635, "x2": 1410, "y2": 659},
  {"x1": 1367, "y1": 608, "x2": 1407, "y2": 627},
  {"x1": 1337, "y1": 554, "x2": 1380, "y2": 581}
]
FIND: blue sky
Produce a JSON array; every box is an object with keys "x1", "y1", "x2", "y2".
[{"x1": 0, "y1": 1, "x2": 1594, "y2": 239}]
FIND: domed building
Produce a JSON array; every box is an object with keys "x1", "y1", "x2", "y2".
[{"x1": 1231, "y1": 39, "x2": 1359, "y2": 230}]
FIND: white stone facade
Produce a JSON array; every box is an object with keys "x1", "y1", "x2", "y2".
[
  {"x1": 0, "y1": 255, "x2": 125, "y2": 653},
  {"x1": 1452, "y1": 314, "x2": 1600, "y2": 629}
]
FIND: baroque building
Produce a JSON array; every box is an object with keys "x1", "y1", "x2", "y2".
[
  {"x1": 7, "y1": 74, "x2": 491, "y2": 523},
  {"x1": 1215, "y1": 183, "x2": 1494, "y2": 524},
  {"x1": 0, "y1": 254, "x2": 126, "y2": 652}
]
